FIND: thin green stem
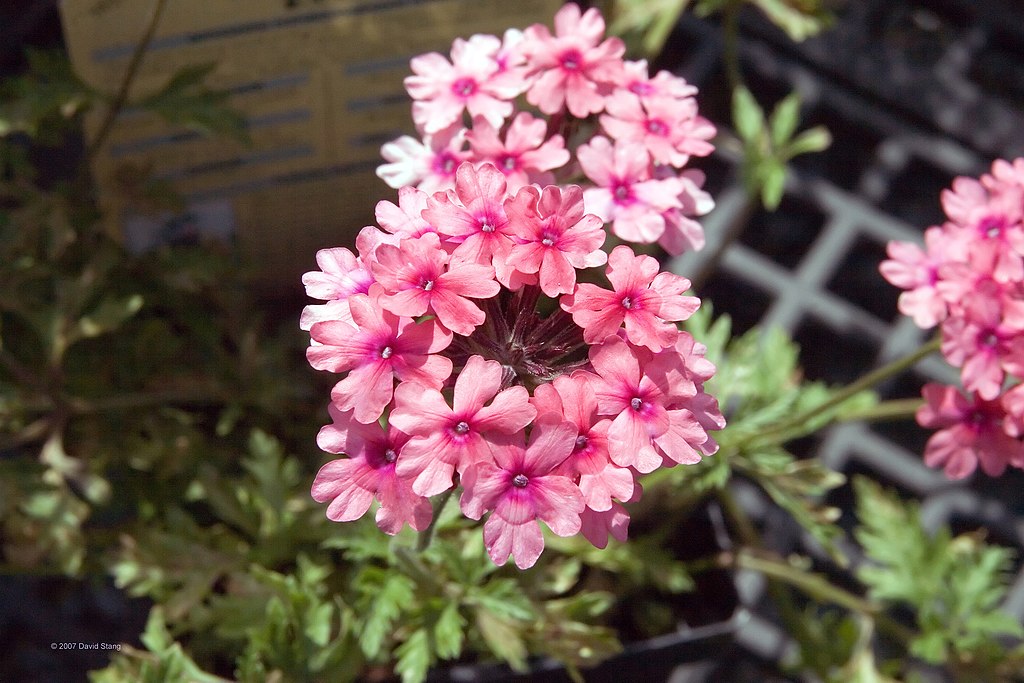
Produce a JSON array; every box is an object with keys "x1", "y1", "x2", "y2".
[
  {"x1": 835, "y1": 397, "x2": 925, "y2": 424},
  {"x1": 416, "y1": 488, "x2": 455, "y2": 553},
  {"x1": 748, "y1": 336, "x2": 941, "y2": 446},
  {"x1": 87, "y1": 0, "x2": 169, "y2": 159},
  {"x1": 722, "y1": 0, "x2": 744, "y2": 94}
]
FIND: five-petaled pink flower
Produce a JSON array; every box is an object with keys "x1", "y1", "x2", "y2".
[
  {"x1": 577, "y1": 136, "x2": 684, "y2": 243},
  {"x1": 467, "y1": 112, "x2": 570, "y2": 192},
  {"x1": 460, "y1": 418, "x2": 585, "y2": 569},
  {"x1": 405, "y1": 38, "x2": 523, "y2": 134},
  {"x1": 561, "y1": 244, "x2": 699, "y2": 351},
  {"x1": 520, "y1": 3, "x2": 625, "y2": 118},
  {"x1": 600, "y1": 92, "x2": 715, "y2": 167},
  {"x1": 390, "y1": 355, "x2": 537, "y2": 497},
  {"x1": 306, "y1": 293, "x2": 454, "y2": 424},
  {"x1": 916, "y1": 383, "x2": 1024, "y2": 479},
  {"x1": 370, "y1": 232, "x2": 500, "y2": 336},
  {"x1": 505, "y1": 184, "x2": 607, "y2": 296},
  {"x1": 377, "y1": 123, "x2": 469, "y2": 194},
  {"x1": 312, "y1": 405, "x2": 432, "y2": 534}
]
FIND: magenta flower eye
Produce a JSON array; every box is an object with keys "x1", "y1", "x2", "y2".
[{"x1": 512, "y1": 473, "x2": 529, "y2": 488}]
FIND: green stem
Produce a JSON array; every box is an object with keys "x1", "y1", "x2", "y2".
[
  {"x1": 416, "y1": 487, "x2": 455, "y2": 553},
  {"x1": 85, "y1": 0, "x2": 169, "y2": 161},
  {"x1": 748, "y1": 336, "x2": 941, "y2": 446},
  {"x1": 722, "y1": 0, "x2": 744, "y2": 94},
  {"x1": 835, "y1": 397, "x2": 925, "y2": 424}
]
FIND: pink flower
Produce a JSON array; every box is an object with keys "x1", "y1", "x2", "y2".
[
  {"x1": 405, "y1": 38, "x2": 522, "y2": 134},
  {"x1": 370, "y1": 232, "x2": 500, "y2": 336},
  {"x1": 300, "y1": 227, "x2": 399, "y2": 330},
  {"x1": 459, "y1": 418, "x2": 585, "y2": 569},
  {"x1": 466, "y1": 112, "x2": 570, "y2": 191},
  {"x1": 600, "y1": 92, "x2": 715, "y2": 167},
  {"x1": 312, "y1": 406, "x2": 432, "y2": 534},
  {"x1": 306, "y1": 293, "x2": 453, "y2": 423},
  {"x1": 577, "y1": 136, "x2": 683, "y2": 243},
  {"x1": 941, "y1": 175, "x2": 1024, "y2": 284},
  {"x1": 585, "y1": 336, "x2": 673, "y2": 473},
  {"x1": 423, "y1": 162, "x2": 524, "y2": 289},
  {"x1": 375, "y1": 186, "x2": 436, "y2": 240},
  {"x1": 616, "y1": 59, "x2": 697, "y2": 100},
  {"x1": 917, "y1": 383, "x2": 1024, "y2": 479},
  {"x1": 390, "y1": 355, "x2": 537, "y2": 497},
  {"x1": 505, "y1": 184, "x2": 607, "y2": 296},
  {"x1": 377, "y1": 123, "x2": 469, "y2": 194},
  {"x1": 658, "y1": 169, "x2": 714, "y2": 256},
  {"x1": 532, "y1": 373, "x2": 632, "y2": 510},
  {"x1": 879, "y1": 227, "x2": 951, "y2": 329},
  {"x1": 580, "y1": 502, "x2": 631, "y2": 549},
  {"x1": 940, "y1": 298, "x2": 1024, "y2": 400},
  {"x1": 561, "y1": 244, "x2": 699, "y2": 351},
  {"x1": 520, "y1": 3, "x2": 625, "y2": 117}
]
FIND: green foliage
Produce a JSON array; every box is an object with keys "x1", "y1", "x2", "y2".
[
  {"x1": 732, "y1": 86, "x2": 832, "y2": 209},
  {"x1": 136, "y1": 64, "x2": 248, "y2": 142},
  {"x1": 855, "y1": 478, "x2": 1024, "y2": 674}
]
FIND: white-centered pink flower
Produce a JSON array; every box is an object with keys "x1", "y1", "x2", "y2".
[
  {"x1": 390, "y1": 355, "x2": 537, "y2": 497},
  {"x1": 601, "y1": 92, "x2": 715, "y2": 167},
  {"x1": 405, "y1": 38, "x2": 522, "y2": 134},
  {"x1": 377, "y1": 123, "x2": 469, "y2": 194},
  {"x1": 306, "y1": 293, "x2": 453, "y2": 424},
  {"x1": 532, "y1": 373, "x2": 632, "y2": 511},
  {"x1": 370, "y1": 232, "x2": 499, "y2": 336},
  {"x1": 459, "y1": 418, "x2": 585, "y2": 569},
  {"x1": 505, "y1": 184, "x2": 607, "y2": 296},
  {"x1": 520, "y1": 3, "x2": 625, "y2": 118},
  {"x1": 561, "y1": 244, "x2": 699, "y2": 351},
  {"x1": 467, "y1": 112, "x2": 569, "y2": 192},
  {"x1": 423, "y1": 162, "x2": 525, "y2": 288},
  {"x1": 578, "y1": 136, "x2": 683, "y2": 243},
  {"x1": 312, "y1": 406, "x2": 432, "y2": 534}
]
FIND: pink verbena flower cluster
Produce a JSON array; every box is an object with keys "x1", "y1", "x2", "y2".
[
  {"x1": 377, "y1": 2, "x2": 716, "y2": 257},
  {"x1": 881, "y1": 158, "x2": 1024, "y2": 479},
  {"x1": 304, "y1": 160, "x2": 724, "y2": 569}
]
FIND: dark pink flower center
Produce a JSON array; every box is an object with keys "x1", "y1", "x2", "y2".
[
  {"x1": 454, "y1": 420, "x2": 470, "y2": 435},
  {"x1": 977, "y1": 214, "x2": 1006, "y2": 239},
  {"x1": 645, "y1": 119, "x2": 668, "y2": 136},
  {"x1": 574, "y1": 435, "x2": 589, "y2": 451},
  {"x1": 480, "y1": 220, "x2": 495, "y2": 233},
  {"x1": 452, "y1": 77, "x2": 477, "y2": 98},
  {"x1": 612, "y1": 183, "x2": 633, "y2": 204},
  {"x1": 380, "y1": 345, "x2": 393, "y2": 359},
  {"x1": 541, "y1": 229, "x2": 558, "y2": 247},
  {"x1": 501, "y1": 155, "x2": 518, "y2": 171},
  {"x1": 422, "y1": 279, "x2": 435, "y2": 291},
  {"x1": 630, "y1": 397, "x2": 643, "y2": 411},
  {"x1": 384, "y1": 448, "x2": 398, "y2": 463},
  {"x1": 512, "y1": 473, "x2": 529, "y2": 488},
  {"x1": 621, "y1": 296, "x2": 634, "y2": 310},
  {"x1": 629, "y1": 81, "x2": 655, "y2": 96},
  {"x1": 980, "y1": 330, "x2": 999, "y2": 348},
  {"x1": 560, "y1": 49, "x2": 583, "y2": 71},
  {"x1": 435, "y1": 153, "x2": 458, "y2": 175}
]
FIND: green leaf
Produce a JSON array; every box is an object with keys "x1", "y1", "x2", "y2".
[
  {"x1": 432, "y1": 601, "x2": 465, "y2": 660},
  {"x1": 475, "y1": 608, "x2": 528, "y2": 671},
  {"x1": 759, "y1": 158, "x2": 787, "y2": 210},
  {"x1": 356, "y1": 568, "x2": 416, "y2": 659},
  {"x1": 732, "y1": 86, "x2": 765, "y2": 144},
  {"x1": 608, "y1": 0, "x2": 693, "y2": 58},
  {"x1": 784, "y1": 125, "x2": 832, "y2": 159},
  {"x1": 77, "y1": 294, "x2": 144, "y2": 338},
  {"x1": 135, "y1": 64, "x2": 248, "y2": 141},
  {"x1": 769, "y1": 92, "x2": 802, "y2": 147},
  {"x1": 748, "y1": 0, "x2": 832, "y2": 42},
  {"x1": 394, "y1": 628, "x2": 432, "y2": 683}
]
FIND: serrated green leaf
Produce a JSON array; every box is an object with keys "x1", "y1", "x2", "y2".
[
  {"x1": 476, "y1": 608, "x2": 528, "y2": 671},
  {"x1": 394, "y1": 628, "x2": 431, "y2": 683},
  {"x1": 433, "y1": 601, "x2": 465, "y2": 660},
  {"x1": 357, "y1": 569, "x2": 416, "y2": 659}
]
